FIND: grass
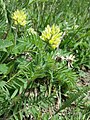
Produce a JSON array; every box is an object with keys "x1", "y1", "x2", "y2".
[{"x1": 0, "y1": 0, "x2": 90, "y2": 120}]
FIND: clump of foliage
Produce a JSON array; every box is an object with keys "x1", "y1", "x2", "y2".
[{"x1": 0, "y1": 0, "x2": 90, "y2": 120}]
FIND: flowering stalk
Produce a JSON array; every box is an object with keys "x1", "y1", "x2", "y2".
[
  {"x1": 12, "y1": 9, "x2": 27, "y2": 45},
  {"x1": 12, "y1": 9, "x2": 27, "y2": 26},
  {"x1": 41, "y1": 24, "x2": 63, "y2": 49}
]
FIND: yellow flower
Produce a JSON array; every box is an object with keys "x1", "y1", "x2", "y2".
[
  {"x1": 40, "y1": 25, "x2": 51, "y2": 41},
  {"x1": 52, "y1": 24, "x2": 60, "y2": 35},
  {"x1": 41, "y1": 24, "x2": 62, "y2": 49},
  {"x1": 12, "y1": 9, "x2": 26, "y2": 26}
]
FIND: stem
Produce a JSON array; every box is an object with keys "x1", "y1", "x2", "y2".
[
  {"x1": 49, "y1": 71, "x2": 53, "y2": 96},
  {"x1": 58, "y1": 86, "x2": 61, "y2": 108},
  {"x1": 14, "y1": 27, "x2": 18, "y2": 45}
]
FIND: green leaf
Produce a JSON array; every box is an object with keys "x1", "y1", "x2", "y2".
[
  {"x1": 29, "y1": 106, "x2": 38, "y2": 118},
  {"x1": 51, "y1": 114, "x2": 59, "y2": 120},
  {"x1": 0, "y1": 39, "x2": 13, "y2": 51},
  {"x1": 11, "y1": 89, "x2": 18, "y2": 99},
  {"x1": 19, "y1": 86, "x2": 23, "y2": 94},
  {"x1": 13, "y1": 114, "x2": 19, "y2": 120},
  {"x1": 19, "y1": 111, "x2": 23, "y2": 120},
  {"x1": 0, "y1": 64, "x2": 8, "y2": 74},
  {"x1": 42, "y1": 113, "x2": 50, "y2": 120}
]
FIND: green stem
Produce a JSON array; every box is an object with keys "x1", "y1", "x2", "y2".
[
  {"x1": 49, "y1": 71, "x2": 53, "y2": 97},
  {"x1": 14, "y1": 27, "x2": 18, "y2": 45}
]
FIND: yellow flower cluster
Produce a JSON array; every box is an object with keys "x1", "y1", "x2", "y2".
[
  {"x1": 12, "y1": 9, "x2": 26, "y2": 26},
  {"x1": 41, "y1": 24, "x2": 62, "y2": 49}
]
